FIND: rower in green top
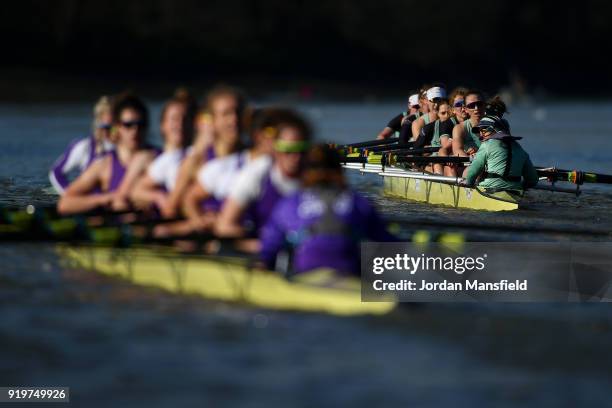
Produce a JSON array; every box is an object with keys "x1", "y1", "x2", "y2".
[
  {"x1": 465, "y1": 115, "x2": 538, "y2": 192},
  {"x1": 450, "y1": 89, "x2": 485, "y2": 177}
]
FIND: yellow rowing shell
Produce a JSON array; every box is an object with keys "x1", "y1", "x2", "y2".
[
  {"x1": 383, "y1": 175, "x2": 521, "y2": 211},
  {"x1": 57, "y1": 244, "x2": 396, "y2": 316}
]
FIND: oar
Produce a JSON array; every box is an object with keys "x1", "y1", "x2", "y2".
[
  {"x1": 335, "y1": 138, "x2": 398, "y2": 149},
  {"x1": 365, "y1": 142, "x2": 415, "y2": 152},
  {"x1": 536, "y1": 167, "x2": 612, "y2": 185},
  {"x1": 341, "y1": 147, "x2": 443, "y2": 165},
  {"x1": 392, "y1": 156, "x2": 470, "y2": 165}
]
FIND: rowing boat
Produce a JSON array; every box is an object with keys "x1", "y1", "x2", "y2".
[
  {"x1": 57, "y1": 243, "x2": 397, "y2": 316},
  {"x1": 381, "y1": 169, "x2": 522, "y2": 211},
  {"x1": 344, "y1": 161, "x2": 522, "y2": 211}
]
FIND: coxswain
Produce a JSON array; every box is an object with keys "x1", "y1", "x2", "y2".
[
  {"x1": 260, "y1": 144, "x2": 396, "y2": 276},
  {"x1": 465, "y1": 115, "x2": 538, "y2": 191}
]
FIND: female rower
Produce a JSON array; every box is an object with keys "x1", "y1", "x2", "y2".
[
  {"x1": 376, "y1": 93, "x2": 422, "y2": 140},
  {"x1": 49, "y1": 96, "x2": 114, "y2": 194},
  {"x1": 259, "y1": 144, "x2": 396, "y2": 276},
  {"x1": 449, "y1": 89, "x2": 485, "y2": 176},
  {"x1": 182, "y1": 108, "x2": 286, "y2": 231},
  {"x1": 164, "y1": 85, "x2": 246, "y2": 218},
  {"x1": 57, "y1": 93, "x2": 152, "y2": 215},
  {"x1": 465, "y1": 115, "x2": 538, "y2": 191},
  {"x1": 449, "y1": 87, "x2": 469, "y2": 124},
  {"x1": 129, "y1": 90, "x2": 197, "y2": 212},
  {"x1": 411, "y1": 84, "x2": 447, "y2": 140},
  {"x1": 214, "y1": 110, "x2": 311, "y2": 240},
  {"x1": 412, "y1": 100, "x2": 455, "y2": 174}
]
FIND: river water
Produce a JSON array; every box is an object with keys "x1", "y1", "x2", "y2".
[{"x1": 1, "y1": 100, "x2": 611, "y2": 407}]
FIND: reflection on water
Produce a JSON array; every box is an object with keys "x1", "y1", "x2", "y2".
[{"x1": 1, "y1": 101, "x2": 612, "y2": 406}]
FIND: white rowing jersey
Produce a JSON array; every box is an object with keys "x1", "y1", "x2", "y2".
[
  {"x1": 197, "y1": 150, "x2": 253, "y2": 200},
  {"x1": 228, "y1": 155, "x2": 300, "y2": 207},
  {"x1": 147, "y1": 148, "x2": 186, "y2": 191}
]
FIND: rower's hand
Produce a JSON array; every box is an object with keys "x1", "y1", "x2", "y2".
[
  {"x1": 466, "y1": 147, "x2": 477, "y2": 156},
  {"x1": 189, "y1": 213, "x2": 216, "y2": 232},
  {"x1": 111, "y1": 195, "x2": 130, "y2": 212},
  {"x1": 159, "y1": 200, "x2": 177, "y2": 219},
  {"x1": 97, "y1": 192, "x2": 115, "y2": 208}
]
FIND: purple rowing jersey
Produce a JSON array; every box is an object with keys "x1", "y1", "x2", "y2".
[
  {"x1": 107, "y1": 150, "x2": 126, "y2": 192},
  {"x1": 260, "y1": 187, "x2": 396, "y2": 275},
  {"x1": 49, "y1": 136, "x2": 113, "y2": 194},
  {"x1": 205, "y1": 145, "x2": 216, "y2": 161},
  {"x1": 246, "y1": 173, "x2": 285, "y2": 231}
]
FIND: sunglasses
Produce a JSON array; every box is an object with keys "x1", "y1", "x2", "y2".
[
  {"x1": 411, "y1": 104, "x2": 420, "y2": 109},
  {"x1": 120, "y1": 120, "x2": 146, "y2": 129},
  {"x1": 96, "y1": 123, "x2": 113, "y2": 130},
  {"x1": 465, "y1": 101, "x2": 484, "y2": 109},
  {"x1": 430, "y1": 97, "x2": 443, "y2": 104},
  {"x1": 453, "y1": 100, "x2": 465, "y2": 108}
]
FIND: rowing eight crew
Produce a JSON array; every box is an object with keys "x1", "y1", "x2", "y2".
[
  {"x1": 52, "y1": 88, "x2": 396, "y2": 275},
  {"x1": 377, "y1": 84, "x2": 537, "y2": 192}
]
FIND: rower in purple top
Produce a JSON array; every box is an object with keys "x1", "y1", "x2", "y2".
[
  {"x1": 181, "y1": 108, "x2": 287, "y2": 232},
  {"x1": 260, "y1": 144, "x2": 396, "y2": 276},
  {"x1": 165, "y1": 85, "x2": 246, "y2": 218},
  {"x1": 129, "y1": 89, "x2": 197, "y2": 212},
  {"x1": 214, "y1": 110, "x2": 311, "y2": 242},
  {"x1": 57, "y1": 93, "x2": 151, "y2": 215},
  {"x1": 49, "y1": 96, "x2": 115, "y2": 194}
]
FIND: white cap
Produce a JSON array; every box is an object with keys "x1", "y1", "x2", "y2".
[
  {"x1": 408, "y1": 94, "x2": 419, "y2": 107},
  {"x1": 426, "y1": 86, "x2": 447, "y2": 101}
]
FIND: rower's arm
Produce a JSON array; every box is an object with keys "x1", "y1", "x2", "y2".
[
  {"x1": 182, "y1": 183, "x2": 212, "y2": 221},
  {"x1": 376, "y1": 127, "x2": 394, "y2": 140},
  {"x1": 465, "y1": 148, "x2": 486, "y2": 186},
  {"x1": 214, "y1": 198, "x2": 247, "y2": 237},
  {"x1": 166, "y1": 152, "x2": 204, "y2": 217},
  {"x1": 411, "y1": 117, "x2": 424, "y2": 141},
  {"x1": 451, "y1": 124, "x2": 468, "y2": 157},
  {"x1": 522, "y1": 156, "x2": 539, "y2": 188},
  {"x1": 130, "y1": 174, "x2": 166, "y2": 210},
  {"x1": 57, "y1": 159, "x2": 113, "y2": 215}
]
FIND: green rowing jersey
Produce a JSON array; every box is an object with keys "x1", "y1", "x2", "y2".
[
  {"x1": 431, "y1": 119, "x2": 453, "y2": 147},
  {"x1": 463, "y1": 120, "x2": 482, "y2": 151},
  {"x1": 466, "y1": 138, "x2": 538, "y2": 191}
]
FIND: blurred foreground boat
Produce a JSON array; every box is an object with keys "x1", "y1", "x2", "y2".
[{"x1": 57, "y1": 243, "x2": 397, "y2": 316}]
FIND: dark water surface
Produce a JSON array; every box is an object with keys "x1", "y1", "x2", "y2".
[{"x1": 1, "y1": 101, "x2": 611, "y2": 406}]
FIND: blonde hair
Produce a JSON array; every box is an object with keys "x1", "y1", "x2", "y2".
[{"x1": 92, "y1": 95, "x2": 113, "y2": 133}]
